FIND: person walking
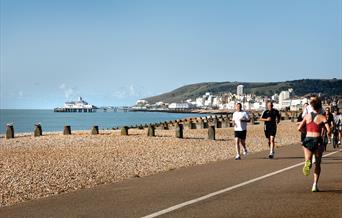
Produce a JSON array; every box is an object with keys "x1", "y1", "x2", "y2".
[
  {"x1": 232, "y1": 103, "x2": 250, "y2": 160},
  {"x1": 260, "y1": 101, "x2": 281, "y2": 159},
  {"x1": 298, "y1": 97, "x2": 331, "y2": 192}
]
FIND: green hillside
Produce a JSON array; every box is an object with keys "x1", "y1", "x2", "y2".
[{"x1": 143, "y1": 79, "x2": 342, "y2": 104}]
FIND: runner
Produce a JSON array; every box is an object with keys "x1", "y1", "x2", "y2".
[
  {"x1": 302, "y1": 95, "x2": 324, "y2": 117},
  {"x1": 297, "y1": 103, "x2": 309, "y2": 144},
  {"x1": 298, "y1": 97, "x2": 331, "y2": 192},
  {"x1": 332, "y1": 109, "x2": 341, "y2": 146},
  {"x1": 259, "y1": 101, "x2": 281, "y2": 159},
  {"x1": 232, "y1": 103, "x2": 250, "y2": 160},
  {"x1": 324, "y1": 107, "x2": 334, "y2": 144},
  {"x1": 338, "y1": 110, "x2": 342, "y2": 145}
]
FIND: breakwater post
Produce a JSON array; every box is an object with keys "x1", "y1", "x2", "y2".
[
  {"x1": 147, "y1": 125, "x2": 155, "y2": 137},
  {"x1": 291, "y1": 112, "x2": 296, "y2": 122},
  {"x1": 63, "y1": 125, "x2": 71, "y2": 135},
  {"x1": 34, "y1": 124, "x2": 42, "y2": 137},
  {"x1": 189, "y1": 120, "x2": 196, "y2": 129},
  {"x1": 251, "y1": 114, "x2": 255, "y2": 125},
  {"x1": 176, "y1": 123, "x2": 183, "y2": 138},
  {"x1": 208, "y1": 125, "x2": 215, "y2": 140},
  {"x1": 162, "y1": 122, "x2": 169, "y2": 130},
  {"x1": 203, "y1": 118, "x2": 209, "y2": 129},
  {"x1": 216, "y1": 119, "x2": 222, "y2": 128},
  {"x1": 91, "y1": 126, "x2": 99, "y2": 135},
  {"x1": 6, "y1": 124, "x2": 14, "y2": 139},
  {"x1": 211, "y1": 117, "x2": 221, "y2": 128},
  {"x1": 197, "y1": 118, "x2": 204, "y2": 129},
  {"x1": 222, "y1": 117, "x2": 230, "y2": 128},
  {"x1": 121, "y1": 126, "x2": 129, "y2": 136}
]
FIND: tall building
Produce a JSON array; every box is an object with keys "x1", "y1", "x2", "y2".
[
  {"x1": 279, "y1": 91, "x2": 290, "y2": 108},
  {"x1": 237, "y1": 85, "x2": 244, "y2": 96}
]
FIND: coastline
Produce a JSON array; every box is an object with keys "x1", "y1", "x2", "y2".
[
  {"x1": 0, "y1": 120, "x2": 300, "y2": 208},
  {"x1": 0, "y1": 110, "x2": 210, "y2": 135},
  {"x1": 128, "y1": 108, "x2": 232, "y2": 114}
]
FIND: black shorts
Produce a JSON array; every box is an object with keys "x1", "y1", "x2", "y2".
[
  {"x1": 235, "y1": 130, "x2": 247, "y2": 140},
  {"x1": 300, "y1": 132, "x2": 306, "y2": 144},
  {"x1": 264, "y1": 128, "x2": 277, "y2": 138},
  {"x1": 303, "y1": 137, "x2": 323, "y2": 152}
]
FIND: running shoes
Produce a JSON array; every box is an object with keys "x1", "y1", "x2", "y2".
[{"x1": 303, "y1": 160, "x2": 312, "y2": 176}]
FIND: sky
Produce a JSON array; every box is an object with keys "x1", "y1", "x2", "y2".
[{"x1": 0, "y1": 0, "x2": 341, "y2": 109}]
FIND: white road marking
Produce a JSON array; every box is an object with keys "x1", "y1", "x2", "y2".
[{"x1": 142, "y1": 150, "x2": 341, "y2": 218}]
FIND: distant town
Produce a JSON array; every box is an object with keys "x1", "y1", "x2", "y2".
[
  {"x1": 132, "y1": 84, "x2": 342, "y2": 112},
  {"x1": 54, "y1": 84, "x2": 342, "y2": 113}
]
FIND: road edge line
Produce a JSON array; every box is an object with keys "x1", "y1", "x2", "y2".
[{"x1": 141, "y1": 149, "x2": 341, "y2": 218}]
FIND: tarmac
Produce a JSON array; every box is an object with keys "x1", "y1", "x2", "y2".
[{"x1": 1, "y1": 144, "x2": 341, "y2": 218}]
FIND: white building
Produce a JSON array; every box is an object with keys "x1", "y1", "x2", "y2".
[
  {"x1": 252, "y1": 102, "x2": 262, "y2": 111},
  {"x1": 290, "y1": 99, "x2": 302, "y2": 111},
  {"x1": 204, "y1": 95, "x2": 214, "y2": 106},
  {"x1": 226, "y1": 101, "x2": 236, "y2": 110},
  {"x1": 279, "y1": 91, "x2": 290, "y2": 106},
  {"x1": 246, "y1": 94, "x2": 253, "y2": 102},
  {"x1": 136, "y1": 99, "x2": 148, "y2": 106},
  {"x1": 168, "y1": 103, "x2": 195, "y2": 109},
  {"x1": 272, "y1": 93, "x2": 279, "y2": 101},
  {"x1": 212, "y1": 97, "x2": 219, "y2": 107},
  {"x1": 279, "y1": 99, "x2": 291, "y2": 109},
  {"x1": 195, "y1": 97, "x2": 204, "y2": 107},
  {"x1": 243, "y1": 102, "x2": 252, "y2": 110},
  {"x1": 237, "y1": 85, "x2": 244, "y2": 96}
]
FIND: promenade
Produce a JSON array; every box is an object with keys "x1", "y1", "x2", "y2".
[{"x1": 1, "y1": 144, "x2": 340, "y2": 218}]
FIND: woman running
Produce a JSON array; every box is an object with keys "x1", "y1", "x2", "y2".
[{"x1": 297, "y1": 97, "x2": 331, "y2": 192}]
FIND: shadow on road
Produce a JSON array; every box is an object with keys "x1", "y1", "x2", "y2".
[{"x1": 318, "y1": 190, "x2": 342, "y2": 194}]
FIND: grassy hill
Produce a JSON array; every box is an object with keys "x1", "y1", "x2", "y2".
[{"x1": 144, "y1": 79, "x2": 342, "y2": 104}]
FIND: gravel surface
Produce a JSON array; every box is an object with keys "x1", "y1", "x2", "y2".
[{"x1": 0, "y1": 121, "x2": 300, "y2": 207}]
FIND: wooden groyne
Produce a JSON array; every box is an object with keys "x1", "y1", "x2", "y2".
[{"x1": 2, "y1": 111, "x2": 301, "y2": 139}]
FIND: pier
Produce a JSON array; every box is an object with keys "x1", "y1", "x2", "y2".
[
  {"x1": 54, "y1": 108, "x2": 95, "y2": 112},
  {"x1": 54, "y1": 96, "x2": 97, "y2": 112}
]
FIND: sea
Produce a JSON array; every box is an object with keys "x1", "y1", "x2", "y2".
[{"x1": 0, "y1": 109, "x2": 205, "y2": 134}]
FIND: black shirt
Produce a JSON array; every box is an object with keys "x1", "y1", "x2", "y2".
[
  {"x1": 261, "y1": 109, "x2": 280, "y2": 130},
  {"x1": 326, "y1": 112, "x2": 334, "y2": 127},
  {"x1": 297, "y1": 112, "x2": 303, "y2": 122}
]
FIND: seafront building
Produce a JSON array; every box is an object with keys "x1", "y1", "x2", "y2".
[
  {"x1": 168, "y1": 103, "x2": 195, "y2": 109},
  {"x1": 54, "y1": 97, "x2": 97, "y2": 112},
  {"x1": 237, "y1": 85, "x2": 244, "y2": 96},
  {"x1": 134, "y1": 85, "x2": 335, "y2": 112}
]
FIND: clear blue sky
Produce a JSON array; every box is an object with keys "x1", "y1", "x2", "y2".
[{"x1": 0, "y1": 0, "x2": 341, "y2": 109}]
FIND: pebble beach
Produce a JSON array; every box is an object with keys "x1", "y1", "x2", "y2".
[{"x1": 0, "y1": 120, "x2": 300, "y2": 208}]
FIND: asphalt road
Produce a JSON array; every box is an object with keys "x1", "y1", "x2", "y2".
[{"x1": 1, "y1": 144, "x2": 341, "y2": 218}]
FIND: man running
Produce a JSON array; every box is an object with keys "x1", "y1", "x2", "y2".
[
  {"x1": 232, "y1": 103, "x2": 250, "y2": 160},
  {"x1": 260, "y1": 101, "x2": 281, "y2": 159}
]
